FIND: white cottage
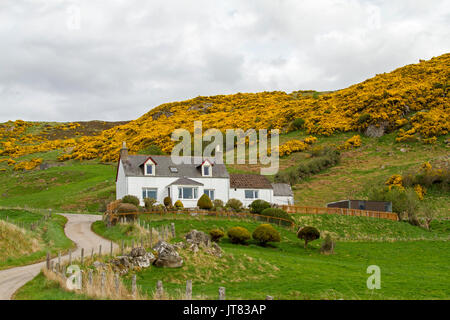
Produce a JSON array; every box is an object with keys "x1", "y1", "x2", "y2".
[{"x1": 116, "y1": 143, "x2": 294, "y2": 208}]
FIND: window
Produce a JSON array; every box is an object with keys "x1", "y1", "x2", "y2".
[
  {"x1": 169, "y1": 167, "x2": 178, "y2": 173},
  {"x1": 245, "y1": 190, "x2": 259, "y2": 199},
  {"x1": 203, "y1": 165, "x2": 210, "y2": 176},
  {"x1": 204, "y1": 189, "x2": 215, "y2": 200},
  {"x1": 142, "y1": 188, "x2": 157, "y2": 200},
  {"x1": 178, "y1": 187, "x2": 198, "y2": 199},
  {"x1": 145, "y1": 163, "x2": 154, "y2": 175}
]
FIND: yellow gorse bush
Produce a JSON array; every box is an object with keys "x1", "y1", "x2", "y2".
[
  {"x1": 0, "y1": 54, "x2": 448, "y2": 162},
  {"x1": 338, "y1": 135, "x2": 362, "y2": 150},
  {"x1": 385, "y1": 174, "x2": 404, "y2": 191},
  {"x1": 13, "y1": 158, "x2": 43, "y2": 171}
]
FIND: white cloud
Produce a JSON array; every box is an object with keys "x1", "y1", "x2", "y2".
[{"x1": 0, "y1": 0, "x2": 448, "y2": 122}]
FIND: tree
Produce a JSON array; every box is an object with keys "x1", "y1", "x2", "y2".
[{"x1": 297, "y1": 226, "x2": 320, "y2": 248}]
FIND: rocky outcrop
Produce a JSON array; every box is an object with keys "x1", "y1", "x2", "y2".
[
  {"x1": 110, "y1": 247, "x2": 156, "y2": 275},
  {"x1": 152, "y1": 241, "x2": 183, "y2": 268},
  {"x1": 184, "y1": 230, "x2": 222, "y2": 257},
  {"x1": 185, "y1": 229, "x2": 211, "y2": 246}
]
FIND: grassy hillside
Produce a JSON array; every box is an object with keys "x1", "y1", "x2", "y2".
[
  {"x1": 0, "y1": 209, "x2": 74, "y2": 269},
  {"x1": 18, "y1": 215, "x2": 450, "y2": 300},
  {"x1": 0, "y1": 54, "x2": 447, "y2": 215}
]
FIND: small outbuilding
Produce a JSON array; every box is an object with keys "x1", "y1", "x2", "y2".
[{"x1": 326, "y1": 199, "x2": 392, "y2": 212}]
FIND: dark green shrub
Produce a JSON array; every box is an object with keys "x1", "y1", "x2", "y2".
[
  {"x1": 252, "y1": 224, "x2": 281, "y2": 245},
  {"x1": 227, "y1": 227, "x2": 251, "y2": 244},
  {"x1": 358, "y1": 113, "x2": 371, "y2": 124},
  {"x1": 122, "y1": 195, "x2": 140, "y2": 207},
  {"x1": 209, "y1": 229, "x2": 225, "y2": 242},
  {"x1": 163, "y1": 196, "x2": 172, "y2": 207},
  {"x1": 292, "y1": 118, "x2": 305, "y2": 130},
  {"x1": 297, "y1": 226, "x2": 320, "y2": 248},
  {"x1": 174, "y1": 200, "x2": 184, "y2": 208},
  {"x1": 275, "y1": 148, "x2": 340, "y2": 184},
  {"x1": 226, "y1": 198, "x2": 244, "y2": 212},
  {"x1": 212, "y1": 199, "x2": 224, "y2": 210},
  {"x1": 197, "y1": 194, "x2": 213, "y2": 210},
  {"x1": 260, "y1": 207, "x2": 294, "y2": 223},
  {"x1": 249, "y1": 200, "x2": 271, "y2": 214}
]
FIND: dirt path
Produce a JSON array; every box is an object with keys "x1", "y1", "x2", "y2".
[{"x1": 0, "y1": 214, "x2": 116, "y2": 300}]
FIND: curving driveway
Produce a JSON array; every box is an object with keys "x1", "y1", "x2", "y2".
[{"x1": 0, "y1": 214, "x2": 116, "y2": 300}]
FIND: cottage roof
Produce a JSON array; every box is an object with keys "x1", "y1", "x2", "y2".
[
  {"x1": 120, "y1": 155, "x2": 229, "y2": 178},
  {"x1": 169, "y1": 177, "x2": 204, "y2": 186},
  {"x1": 271, "y1": 183, "x2": 294, "y2": 197},
  {"x1": 229, "y1": 174, "x2": 273, "y2": 189}
]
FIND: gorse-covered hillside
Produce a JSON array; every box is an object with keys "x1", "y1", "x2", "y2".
[{"x1": 1, "y1": 53, "x2": 449, "y2": 163}]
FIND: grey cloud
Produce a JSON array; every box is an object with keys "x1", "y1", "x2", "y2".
[{"x1": 0, "y1": 0, "x2": 448, "y2": 122}]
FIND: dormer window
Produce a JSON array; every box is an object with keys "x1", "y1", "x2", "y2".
[
  {"x1": 202, "y1": 160, "x2": 212, "y2": 177},
  {"x1": 144, "y1": 157, "x2": 156, "y2": 176}
]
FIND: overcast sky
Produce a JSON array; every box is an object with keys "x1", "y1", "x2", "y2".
[{"x1": 0, "y1": 0, "x2": 449, "y2": 122}]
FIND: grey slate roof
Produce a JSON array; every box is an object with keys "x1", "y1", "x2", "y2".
[
  {"x1": 121, "y1": 155, "x2": 229, "y2": 178},
  {"x1": 230, "y1": 174, "x2": 273, "y2": 189},
  {"x1": 271, "y1": 183, "x2": 294, "y2": 197},
  {"x1": 169, "y1": 177, "x2": 204, "y2": 186}
]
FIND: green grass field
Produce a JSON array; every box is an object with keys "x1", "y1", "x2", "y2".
[
  {"x1": 14, "y1": 215, "x2": 446, "y2": 300},
  {"x1": 13, "y1": 272, "x2": 91, "y2": 300},
  {"x1": 0, "y1": 162, "x2": 116, "y2": 213},
  {"x1": 0, "y1": 209, "x2": 74, "y2": 270}
]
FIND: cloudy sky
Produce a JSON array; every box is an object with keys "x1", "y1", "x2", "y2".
[{"x1": 0, "y1": 0, "x2": 449, "y2": 122}]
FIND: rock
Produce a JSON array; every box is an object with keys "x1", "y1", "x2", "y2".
[
  {"x1": 153, "y1": 241, "x2": 183, "y2": 268},
  {"x1": 130, "y1": 247, "x2": 146, "y2": 257},
  {"x1": 132, "y1": 252, "x2": 156, "y2": 268},
  {"x1": 364, "y1": 122, "x2": 388, "y2": 138},
  {"x1": 185, "y1": 229, "x2": 211, "y2": 246},
  {"x1": 400, "y1": 148, "x2": 407, "y2": 153},
  {"x1": 206, "y1": 242, "x2": 223, "y2": 258}
]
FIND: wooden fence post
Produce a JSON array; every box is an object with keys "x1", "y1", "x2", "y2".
[
  {"x1": 46, "y1": 252, "x2": 50, "y2": 270},
  {"x1": 171, "y1": 223, "x2": 176, "y2": 238},
  {"x1": 81, "y1": 248, "x2": 84, "y2": 265},
  {"x1": 99, "y1": 245, "x2": 102, "y2": 257},
  {"x1": 91, "y1": 248, "x2": 94, "y2": 260},
  {"x1": 115, "y1": 273, "x2": 120, "y2": 294},
  {"x1": 219, "y1": 287, "x2": 226, "y2": 300},
  {"x1": 156, "y1": 280, "x2": 163, "y2": 299},
  {"x1": 101, "y1": 272, "x2": 106, "y2": 295},
  {"x1": 186, "y1": 280, "x2": 192, "y2": 300},
  {"x1": 121, "y1": 240, "x2": 124, "y2": 255},
  {"x1": 131, "y1": 274, "x2": 137, "y2": 297},
  {"x1": 88, "y1": 270, "x2": 93, "y2": 285},
  {"x1": 58, "y1": 251, "x2": 61, "y2": 268},
  {"x1": 110, "y1": 241, "x2": 113, "y2": 256},
  {"x1": 150, "y1": 229, "x2": 153, "y2": 247}
]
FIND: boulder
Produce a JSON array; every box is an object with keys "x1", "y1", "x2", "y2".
[
  {"x1": 130, "y1": 247, "x2": 146, "y2": 257},
  {"x1": 153, "y1": 241, "x2": 183, "y2": 268},
  {"x1": 132, "y1": 252, "x2": 156, "y2": 268},
  {"x1": 185, "y1": 229, "x2": 211, "y2": 246}
]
